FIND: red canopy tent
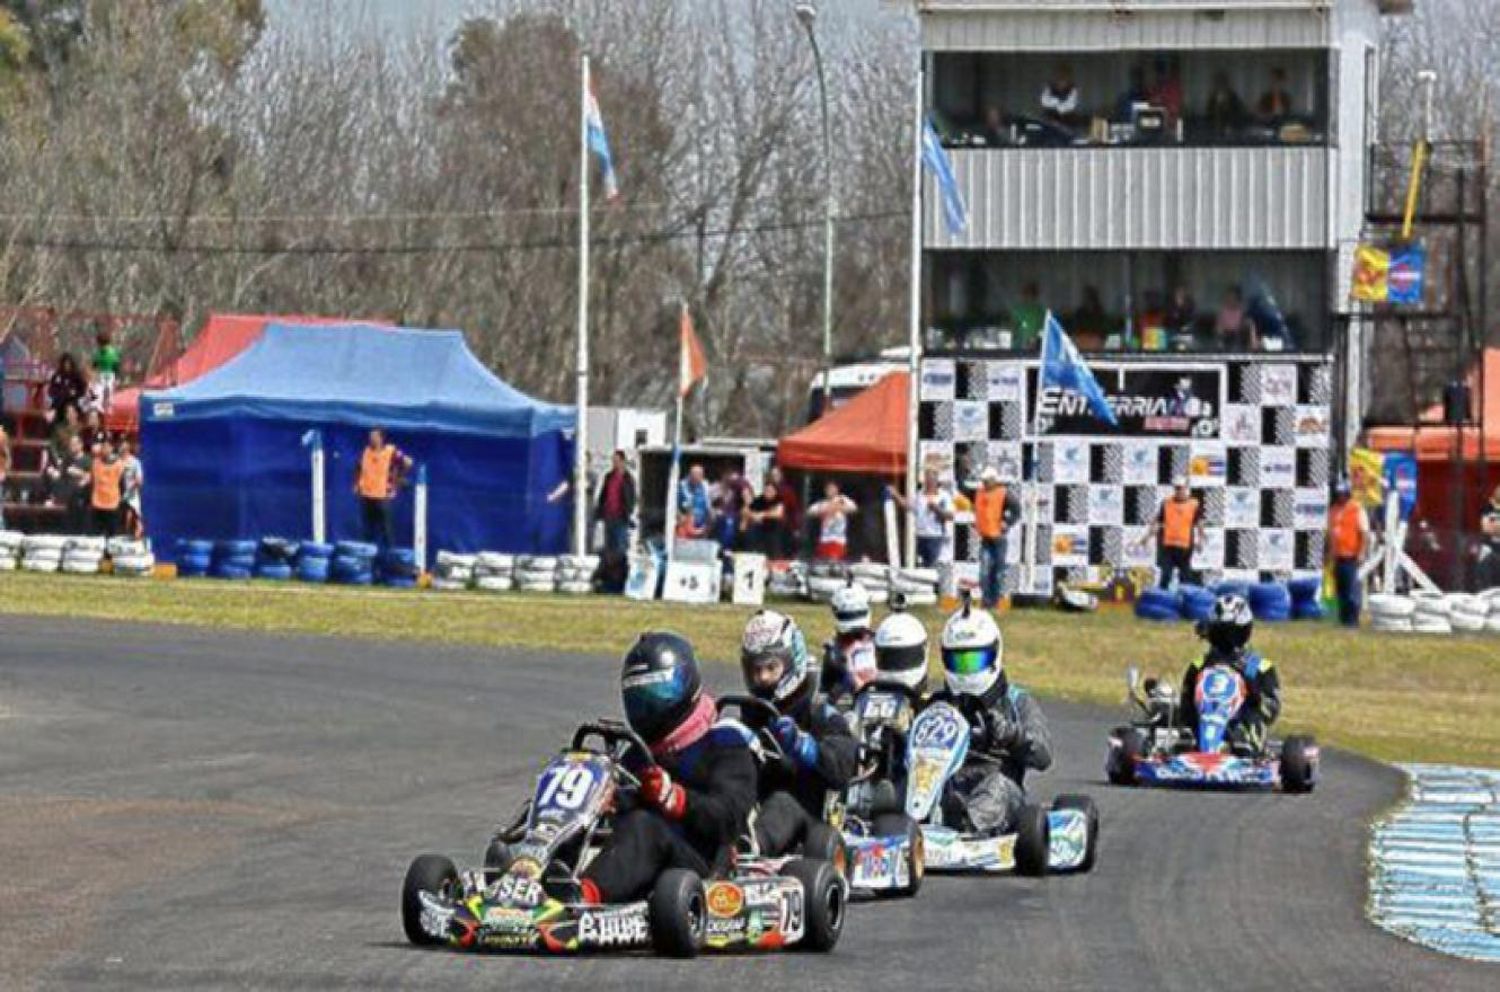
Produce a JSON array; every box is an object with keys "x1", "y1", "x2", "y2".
[
  {"x1": 777, "y1": 372, "x2": 909, "y2": 476},
  {"x1": 1365, "y1": 347, "x2": 1499, "y2": 534},
  {"x1": 105, "y1": 313, "x2": 380, "y2": 433}
]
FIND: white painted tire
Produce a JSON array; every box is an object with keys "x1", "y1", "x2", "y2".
[
  {"x1": 22, "y1": 558, "x2": 60, "y2": 573},
  {"x1": 1485, "y1": 617, "x2": 1500, "y2": 634},
  {"x1": 60, "y1": 560, "x2": 100, "y2": 575},
  {"x1": 1450, "y1": 611, "x2": 1486, "y2": 632},
  {"x1": 475, "y1": 576, "x2": 514, "y2": 592},
  {"x1": 436, "y1": 566, "x2": 474, "y2": 583},
  {"x1": 22, "y1": 535, "x2": 68, "y2": 552},
  {"x1": 1367, "y1": 594, "x2": 1415, "y2": 619},
  {"x1": 557, "y1": 581, "x2": 593, "y2": 595},
  {"x1": 475, "y1": 553, "x2": 514, "y2": 572},
  {"x1": 65, "y1": 536, "x2": 107, "y2": 553},
  {"x1": 0, "y1": 556, "x2": 18, "y2": 571},
  {"x1": 435, "y1": 551, "x2": 476, "y2": 569},
  {"x1": 430, "y1": 577, "x2": 470, "y2": 591},
  {"x1": 517, "y1": 580, "x2": 556, "y2": 594}
]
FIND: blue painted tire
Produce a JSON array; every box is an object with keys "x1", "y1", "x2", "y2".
[
  {"x1": 178, "y1": 539, "x2": 215, "y2": 558},
  {"x1": 298, "y1": 542, "x2": 334, "y2": 560},
  {"x1": 212, "y1": 564, "x2": 253, "y2": 580},
  {"x1": 297, "y1": 564, "x2": 330, "y2": 583},
  {"x1": 334, "y1": 541, "x2": 379, "y2": 559},
  {"x1": 1287, "y1": 578, "x2": 1322, "y2": 604},
  {"x1": 1293, "y1": 602, "x2": 1326, "y2": 621},
  {"x1": 382, "y1": 576, "x2": 418, "y2": 589},
  {"x1": 215, "y1": 540, "x2": 258, "y2": 558},
  {"x1": 1213, "y1": 581, "x2": 1251, "y2": 601},
  {"x1": 1137, "y1": 588, "x2": 1180, "y2": 613},
  {"x1": 335, "y1": 571, "x2": 374, "y2": 586},
  {"x1": 217, "y1": 555, "x2": 257, "y2": 572},
  {"x1": 254, "y1": 564, "x2": 293, "y2": 581},
  {"x1": 1248, "y1": 582, "x2": 1292, "y2": 619}
]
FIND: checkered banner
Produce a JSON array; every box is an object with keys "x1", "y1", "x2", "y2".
[{"x1": 919, "y1": 356, "x2": 1334, "y2": 594}]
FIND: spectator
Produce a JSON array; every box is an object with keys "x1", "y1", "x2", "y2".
[
  {"x1": 1205, "y1": 71, "x2": 1248, "y2": 136},
  {"x1": 0, "y1": 423, "x2": 8, "y2": 529},
  {"x1": 980, "y1": 105, "x2": 1006, "y2": 145},
  {"x1": 1116, "y1": 64, "x2": 1149, "y2": 121},
  {"x1": 119, "y1": 436, "x2": 145, "y2": 539},
  {"x1": 593, "y1": 450, "x2": 637, "y2": 556},
  {"x1": 1010, "y1": 282, "x2": 1046, "y2": 351},
  {"x1": 1215, "y1": 286, "x2": 1258, "y2": 351},
  {"x1": 1137, "y1": 290, "x2": 1168, "y2": 351},
  {"x1": 1148, "y1": 476, "x2": 1202, "y2": 589},
  {"x1": 713, "y1": 471, "x2": 748, "y2": 550},
  {"x1": 47, "y1": 352, "x2": 87, "y2": 427},
  {"x1": 55, "y1": 433, "x2": 92, "y2": 533},
  {"x1": 1326, "y1": 480, "x2": 1369, "y2": 627},
  {"x1": 1164, "y1": 286, "x2": 1196, "y2": 333},
  {"x1": 90, "y1": 436, "x2": 126, "y2": 538},
  {"x1": 1071, "y1": 286, "x2": 1111, "y2": 350},
  {"x1": 973, "y1": 466, "x2": 1020, "y2": 609},
  {"x1": 1039, "y1": 64, "x2": 1080, "y2": 126},
  {"x1": 353, "y1": 427, "x2": 412, "y2": 548},
  {"x1": 891, "y1": 469, "x2": 955, "y2": 569},
  {"x1": 91, "y1": 326, "x2": 121, "y2": 415},
  {"x1": 1477, "y1": 486, "x2": 1500, "y2": 589},
  {"x1": 768, "y1": 465, "x2": 800, "y2": 556},
  {"x1": 807, "y1": 481, "x2": 858, "y2": 562},
  {"x1": 741, "y1": 480, "x2": 786, "y2": 558},
  {"x1": 1256, "y1": 67, "x2": 1293, "y2": 124},
  {"x1": 676, "y1": 463, "x2": 712, "y2": 540},
  {"x1": 1147, "y1": 55, "x2": 1182, "y2": 125}
]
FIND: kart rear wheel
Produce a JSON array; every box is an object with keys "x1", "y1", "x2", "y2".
[
  {"x1": 648, "y1": 869, "x2": 706, "y2": 958},
  {"x1": 1280, "y1": 735, "x2": 1318, "y2": 794},
  {"x1": 786, "y1": 858, "x2": 845, "y2": 952},
  {"x1": 873, "y1": 812, "x2": 924, "y2": 897},
  {"x1": 1106, "y1": 726, "x2": 1144, "y2": 786},
  {"x1": 1014, "y1": 804, "x2": 1050, "y2": 877},
  {"x1": 1051, "y1": 794, "x2": 1100, "y2": 873},
  {"x1": 482, "y1": 838, "x2": 512, "y2": 885},
  {"x1": 402, "y1": 854, "x2": 459, "y2": 947},
  {"x1": 802, "y1": 821, "x2": 848, "y2": 878}
]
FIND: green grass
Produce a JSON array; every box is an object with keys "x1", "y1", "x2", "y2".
[{"x1": 2, "y1": 572, "x2": 1498, "y2": 766}]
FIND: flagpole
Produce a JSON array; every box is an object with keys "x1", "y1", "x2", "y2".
[
  {"x1": 573, "y1": 54, "x2": 592, "y2": 560},
  {"x1": 665, "y1": 304, "x2": 687, "y2": 567},
  {"x1": 903, "y1": 59, "x2": 924, "y2": 571},
  {"x1": 1023, "y1": 312, "x2": 1052, "y2": 596}
]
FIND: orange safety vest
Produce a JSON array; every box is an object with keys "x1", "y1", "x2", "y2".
[
  {"x1": 358, "y1": 445, "x2": 396, "y2": 500},
  {"x1": 1162, "y1": 497, "x2": 1199, "y2": 549},
  {"x1": 91, "y1": 459, "x2": 124, "y2": 510},
  {"x1": 1329, "y1": 501, "x2": 1365, "y2": 559},
  {"x1": 975, "y1": 485, "x2": 1008, "y2": 540}
]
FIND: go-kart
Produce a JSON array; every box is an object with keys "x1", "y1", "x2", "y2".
[
  {"x1": 1105, "y1": 665, "x2": 1318, "y2": 792},
  {"x1": 400, "y1": 719, "x2": 846, "y2": 957},
  {"x1": 836, "y1": 683, "x2": 925, "y2": 897},
  {"x1": 906, "y1": 700, "x2": 1099, "y2": 875}
]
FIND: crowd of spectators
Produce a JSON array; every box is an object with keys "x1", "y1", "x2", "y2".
[{"x1": 941, "y1": 58, "x2": 1317, "y2": 149}]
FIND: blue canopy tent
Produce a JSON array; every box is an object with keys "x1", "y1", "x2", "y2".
[{"x1": 141, "y1": 324, "x2": 575, "y2": 563}]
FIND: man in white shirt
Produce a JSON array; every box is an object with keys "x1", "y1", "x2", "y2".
[
  {"x1": 808, "y1": 481, "x2": 858, "y2": 562},
  {"x1": 1041, "y1": 64, "x2": 1080, "y2": 125},
  {"x1": 891, "y1": 469, "x2": 954, "y2": 569}
]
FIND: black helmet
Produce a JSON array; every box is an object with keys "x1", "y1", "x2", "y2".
[
  {"x1": 1199, "y1": 594, "x2": 1253, "y2": 656},
  {"x1": 620, "y1": 632, "x2": 703, "y2": 745}
]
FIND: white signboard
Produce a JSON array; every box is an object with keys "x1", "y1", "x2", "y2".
[{"x1": 662, "y1": 561, "x2": 721, "y2": 605}]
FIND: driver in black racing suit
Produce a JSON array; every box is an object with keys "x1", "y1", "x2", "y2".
[
  {"x1": 1179, "y1": 594, "x2": 1283, "y2": 754},
  {"x1": 573, "y1": 632, "x2": 757, "y2": 904},
  {"x1": 739, "y1": 609, "x2": 858, "y2": 856}
]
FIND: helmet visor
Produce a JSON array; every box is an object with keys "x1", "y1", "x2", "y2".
[
  {"x1": 942, "y1": 644, "x2": 998, "y2": 677},
  {"x1": 876, "y1": 643, "x2": 927, "y2": 675},
  {"x1": 622, "y1": 670, "x2": 688, "y2": 731}
]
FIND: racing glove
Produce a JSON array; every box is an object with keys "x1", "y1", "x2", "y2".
[
  {"x1": 771, "y1": 716, "x2": 820, "y2": 770},
  {"x1": 983, "y1": 711, "x2": 1024, "y2": 753},
  {"x1": 639, "y1": 766, "x2": 687, "y2": 820}
]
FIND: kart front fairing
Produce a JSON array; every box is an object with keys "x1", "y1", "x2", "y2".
[{"x1": 1133, "y1": 750, "x2": 1280, "y2": 789}]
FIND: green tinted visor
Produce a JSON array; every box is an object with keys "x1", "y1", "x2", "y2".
[{"x1": 942, "y1": 645, "x2": 998, "y2": 677}]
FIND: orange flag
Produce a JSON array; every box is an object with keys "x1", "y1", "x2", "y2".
[{"x1": 679, "y1": 304, "x2": 707, "y2": 398}]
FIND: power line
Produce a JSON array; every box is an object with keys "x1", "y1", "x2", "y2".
[{"x1": 1, "y1": 208, "x2": 906, "y2": 256}]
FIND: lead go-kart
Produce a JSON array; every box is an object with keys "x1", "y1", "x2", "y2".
[
  {"x1": 401, "y1": 719, "x2": 846, "y2": 957},
  {"x1": 836, "y1": 684, "x2": 1098, "y2": 887},
  {"x1": 1105, "y1": 665, "x2": 1318, "y2": 792}
]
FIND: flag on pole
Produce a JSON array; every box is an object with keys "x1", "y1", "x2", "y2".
[
  {"x1": 1041, "y1": 311, "x2": 1118, "y2": 427},
  {"x1": 921, "y1": 117, "x2": 967, "y2": 236},
  {"x1": 679, "y1": 305, "x2": 707, "y2": 398},
  {"x1": 585, "y1": 81, "x2": 620, "y2": 201}
]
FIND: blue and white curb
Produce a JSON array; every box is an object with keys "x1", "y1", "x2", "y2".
[{"x1": 1369, "y1": 764, "x2": 1500, "y2": 963}]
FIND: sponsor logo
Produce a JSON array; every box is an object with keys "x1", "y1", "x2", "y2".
[
  {"x1": 481, "y1": 905, "x2": 532, "y2": 930},
  {"x1": 706, "y1": 916, "x2": 749, "y2": 940},
  {"x1": 490, "y1": 874, "x2": 545, "y2": 908},
  {"x1": 578, "y1": 908, "x2": 650, "y2": 948},
  {"x1": 706, "y1": 882, "x2": 744, "y2": 918},
  {"x1": 480, "y1": 931, "x2": 536, "y2": 949}
]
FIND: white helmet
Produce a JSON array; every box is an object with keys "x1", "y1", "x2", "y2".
[
  {"x1": 939, "y1": 601, "x2": 1004, "y2": 699},
  {"x1": 873, "y1": 612, "x2": 929, "y2": 694},
  {"x1": 830, "y1": 582, "x2": 872, "y2": 634},
  {"x1": 740, "y1": 609, "x2": 813, "y2": 713}
]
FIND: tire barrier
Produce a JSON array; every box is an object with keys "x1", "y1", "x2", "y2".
[
  {"x1": 1176, "y1": 584, "x2": 1215, "y2": 622},
  {"x1": 1248, "y1": 582, "x2": 1292, "y2": 622},
  {"x1": 1134, "y1": 587, "x2": 1180, "y2": 622},
  {"x1": 376, "y1": 547, "x2": 419, "y2": 587}
]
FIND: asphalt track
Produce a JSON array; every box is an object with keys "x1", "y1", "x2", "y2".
[{"x1": 1, "y1": 614, "x2": 1495, "y2": 991}]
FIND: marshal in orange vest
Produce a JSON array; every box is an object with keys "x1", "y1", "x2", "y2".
[
  {"x1": 357, "y1": 445, "x2": 397, "y2": 500},
  {"x1": 975, "y1": 484, "x2": 1009, "y2": 540},
  {"x1": 1161, "y1": 496, "x2": 1200, "y2": 550},
  {"x1": 1328, "y1": 500, "x2": 1366, "y2": 560}
]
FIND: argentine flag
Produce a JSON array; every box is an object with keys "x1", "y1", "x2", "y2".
[
  {"x1": 585, "y1": 83, "x2": 620, "y2": 201},
  {"x1": 1041, "y1": 311, "x2": 1118, "y2": 427},
  {"x1": 921, "y1": 117, "x2": 967, "y2": 236}
]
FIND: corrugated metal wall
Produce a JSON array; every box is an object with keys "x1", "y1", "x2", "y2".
[
  {"x1": 926, "y1": 147, "x2": 1329, "y2": 249},
  {"x1": 921, "y1": 7, "x2": 1332, "y2": 51}
]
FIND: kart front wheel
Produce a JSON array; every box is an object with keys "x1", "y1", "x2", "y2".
[
  {"x1": 1106, "y1": 726, "x2": 1144, "y2": 786},
  {"x1": 1051, "y1": 794, "x2": 1100, "y2": 873},
  {"x1": 402, "y1": 854, "x2": 459, "y2": 947},
  {"x1": 482, "y1": 838, "x2": 513, "y2": 885},
  {"x1": 873, "y1": 812, "x2": 924, "y2": 897},
  {"x1": 1280, "y1": 735, "x2": 1318, "y2": 794},
  {"x1": 786, "y1": 858, "x2": 845, "y2": 952},
  {"x1": 1014, "y1": 804, "x2": 1050, "y2": 877},
  {"x1": 648, "y1": 869, "x2": 706, "y2": 958}
]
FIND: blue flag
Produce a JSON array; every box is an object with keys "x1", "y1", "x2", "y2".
[
  {"x1": 1388, "y1": 244, "x2": 1425, "y2": 304},
  {"x1": 921, "y1": 117, "x2": 967, "y2": 236},
  {"x1": 1041, "y1": 312, "x2": 1119, "y2": 427}
]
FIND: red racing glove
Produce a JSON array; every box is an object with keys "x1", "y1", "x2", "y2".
[{"x1": 639, "y1": 766, "x2": 687, "y2": 820}]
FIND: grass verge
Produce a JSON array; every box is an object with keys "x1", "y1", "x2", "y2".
[{"x1": 2, "y1": 572, "x2": 1497, "y2": 766}]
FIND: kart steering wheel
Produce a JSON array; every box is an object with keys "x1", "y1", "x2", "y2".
[
  {"x1": 570, "y1": 719, "x2": 656, "y2": 787},
  {"x1": 715, "y1": 695, "x2": 791, "y2": 768}
]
